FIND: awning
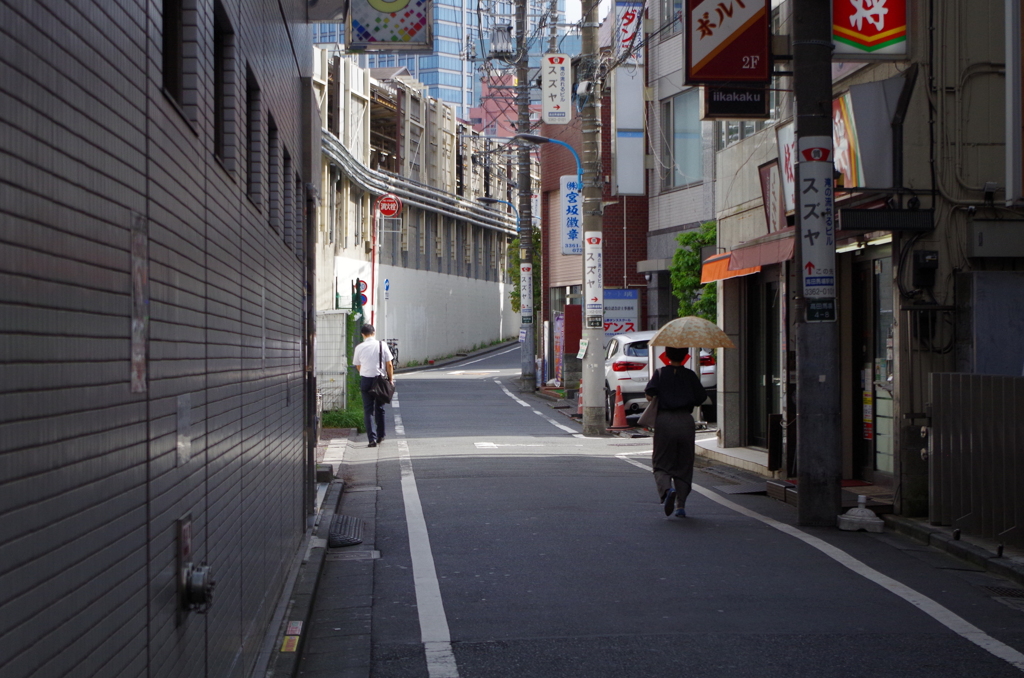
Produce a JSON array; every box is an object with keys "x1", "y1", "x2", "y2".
[
  {"x1": 701, "y1": 252, "x2": 761, "y2": 283},
  {"x1": 729, "y1": 227, "x2": 795, "y2": 269}
]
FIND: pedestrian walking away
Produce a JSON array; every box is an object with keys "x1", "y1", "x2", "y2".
[
  {"x1": 644, "y1": 346, "x2": 707, "y2": 517},
  {"x1": 352, "y1": 323, "x2": 394, "y2": 446}
]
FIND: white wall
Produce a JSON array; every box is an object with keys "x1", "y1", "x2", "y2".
[{"x1": 335, "y1": 255, "x2": 518, "y2": 364}]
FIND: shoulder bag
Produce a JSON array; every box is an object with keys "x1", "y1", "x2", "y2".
[
  {"x1": 369, "y1": 342, "x2": 395, "y2": 404},
  {"x1": 637, "y1": 396, "x2": 658, "y2": 428}
]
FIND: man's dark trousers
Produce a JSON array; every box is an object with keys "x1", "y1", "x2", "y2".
[{"x1": 360, "y1": 376, "x2": 386, "y2": 443}]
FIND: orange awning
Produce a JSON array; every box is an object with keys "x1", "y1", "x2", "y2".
[
  {"x1": 701, "y1": 252, "x2": 761, "y2": 283},
  {"x1": 728, "y1": 227, "x2": 796, "y2": 269}
]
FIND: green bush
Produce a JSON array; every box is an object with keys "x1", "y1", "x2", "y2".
[{"x1": 322, "y1": 408, "x2": 361, "y2": 429}]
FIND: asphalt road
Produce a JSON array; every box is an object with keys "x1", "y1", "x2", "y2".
[{"x1": 304, "y1": 345, "x2": 1024, "y2": 678}]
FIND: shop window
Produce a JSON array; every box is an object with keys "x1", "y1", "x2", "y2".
[{"x1": 661, "y1": 88, "x2": 702, "y2": 189}]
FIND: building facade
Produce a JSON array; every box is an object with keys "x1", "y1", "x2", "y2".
[
  {"x1": 0, "y1": 2, "x2": 318, "y2": 678},
  {"x1": 709, "y1": 0, "x2": 1024, "y2": 531},
  {"x1": 312, "y1": 49, "x2": 526, "y2": 406}
]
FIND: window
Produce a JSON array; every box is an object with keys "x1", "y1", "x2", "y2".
[
  {"x1": 659, "y1": 0, "x2": 683, "y2": 35},
  {"x1": 661, "y1": 89, "x2": 702, "y2": 188},
  {"x1": 294, "y1": 175, "x2": 305, "y2": 261},
  {"x1": 283, "y1": 150, "x2": 294, "y2": 249},
  {"x1": 162, "y1": 0, "x2": 198, "y2": 120},
  {"x1": 213, "y1": 0, "x2": 235, "y2": 168},
  {"x1": 268, "y1": 117, "x2": 281, "y2": 232},
  {"x1": 246, "y1": 67, "x2": 262, "y2": 205},
  {"x1": 163, "y1": 0, "x2": 184, "y2": 102}
]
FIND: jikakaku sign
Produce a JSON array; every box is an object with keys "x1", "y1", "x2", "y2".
[
  {"x1": 348, "y1": 0, "x2": 433, "y2": 52},
  {"x1": 832, "y1": 0, "x2": 908, "y2": 59}
]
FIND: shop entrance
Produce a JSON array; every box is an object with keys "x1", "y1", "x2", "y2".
[
  {"x1": 747, "y1": 275, "x2": 782, "y2": 448},
  {"x1": 852, "y1": 248, "x2": 894, "y2": 483}
]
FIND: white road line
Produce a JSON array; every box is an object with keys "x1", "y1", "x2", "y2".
[
  {"x1": 615, "y1": 454, "x2": 1024, "y2": 673},
  {"x1": 497, "y1": 380, "x2": 584, "y2": 436},
  {"x1": 393, "y1": 395, "x2": 459, "y2": 678}
]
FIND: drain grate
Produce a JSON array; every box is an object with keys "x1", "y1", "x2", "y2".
[
  {"x1": 986, "y1": 586, "x2": 1024, "y2": 598},
  {"x1": 328, "y1": 514, "x2": 364, "y2": 548},
  {"x1": 326, "y1": 550, "x2": 380, "y2": 562}
]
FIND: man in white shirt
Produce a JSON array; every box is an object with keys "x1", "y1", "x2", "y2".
[{"x1": 351, "y1": 323, "x2": 394, "y2": 446}]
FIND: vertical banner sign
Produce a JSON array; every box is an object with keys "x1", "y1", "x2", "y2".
[
  {"x1": 560, "y1": 175, "x2": 583, "y2": 254},
  {"x1": 584, "y1": 232, "x2": 604, "y2": 327},
  {"x1": 797, "y1": 136, "x2": 837, "y2": 322},
  {"x1": 832, "y1": 93, "x2": 864, "y2": 188},
  {"x1": 615, "y1": 2, "x2": 644, "y2": 64},
  {"x1": 776, "y1": 122, "x2": 797, "y2": 213},
  {"x1": 348, "y1": 0, "x2": 433, "y2": 52},
  {"x1": 520, "y1": 262, "x2": 534, "y2": 324},
  {"x1": 542, "y1": 55, "x2": 571, "y2": 124},
  {"x1": 686, "y1": 0, "x2": 770, "y2": 84},
  {"x1": 832, "y1": 0, "x2": 908, "y2": 59}
]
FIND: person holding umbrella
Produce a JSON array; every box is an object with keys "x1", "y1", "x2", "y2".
[
  {"x1": 645, "y1": 317, "x2": 735, "y2": 517},
  {"x1": 644, "y1": 346, "x2": 706, "y2": 517}
]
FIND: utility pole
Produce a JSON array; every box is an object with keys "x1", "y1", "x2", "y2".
[
  {"x1": 792, "y1": 0, "x2": 841, "y2": 525},
  {"x1": 516, "y1": 0, "x2": 536, "y2": 392},
  {"x1": 580, "y1": 0, "x2": 604, "y2": 436}
]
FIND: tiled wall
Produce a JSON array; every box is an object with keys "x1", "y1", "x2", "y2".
[{"x1": 0, "y1": 2, "x2": 313, "y2": 677}]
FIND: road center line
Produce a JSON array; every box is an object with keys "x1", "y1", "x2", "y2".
[
  {"x1": 496, "y1": 380, "x2": 584, "y2": 436},
  {"x1": 393, "y1": 395, "x2": 459, "y2": 678},
  {"x1": 615, "y1": 453, "x2": 1024, "y2": 672}
]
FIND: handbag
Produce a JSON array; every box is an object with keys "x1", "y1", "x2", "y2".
[
  {"x1": 637, "y1": 396, "x2": 658, "y2": 428},
  {"x1": 369, "y1": 342, "x2": 395, "y2": 404}
]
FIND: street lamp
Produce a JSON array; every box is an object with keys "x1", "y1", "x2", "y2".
[
  {"x1": 479, "y1": 196, "x2": 534, "y2": 386},
  {"x1": 513, "y1": 133, "x2": 582, "y2": 194},
  {"x1": 513, "y1": 133, "x2": 605, "y2": 436}
]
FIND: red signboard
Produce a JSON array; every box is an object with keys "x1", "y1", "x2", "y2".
[
  {"x1": 832, "y1": 0, "x2": 907, "y2": 58},
  {"x1": 377, "y1": 193, "x2": 402, "y2": 217},
  {"x1": 686, "y1": 0, "x2": 770, "y2": 84}
]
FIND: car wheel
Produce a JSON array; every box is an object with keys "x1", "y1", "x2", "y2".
[{"x1": 605, "y1": 386, "x2": 614, "y2": 422}]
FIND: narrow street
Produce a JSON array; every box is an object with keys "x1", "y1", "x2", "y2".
[{"x1": 298, "y1": 346, "x2": 1024, "y2": 678}]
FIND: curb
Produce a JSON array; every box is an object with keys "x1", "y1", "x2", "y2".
[
  {"x1": 882, "y1": 514, "x2": 1024, "y2": 588},
  {"x1": 394, "y1": 339, "x2": 519, "y2": 374},
  {"x1": 266, "y1": 479, "x2": 344, "y2": 677}
]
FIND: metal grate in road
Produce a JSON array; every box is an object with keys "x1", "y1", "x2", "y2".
[
  {"x1": 328, "y1": 514, "x2": 364, "y2": 548},
  {"x1": 986, "y1": 586, "x2": 1024, "y2": 598}
]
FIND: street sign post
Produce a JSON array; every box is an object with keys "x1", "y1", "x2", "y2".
[
  {"x1": 541, "y1": 54, "x2": 571, "y2": 125},
  {"x1": 377, "y1": 193, "x2": 402, "y2": 217},
  {"x1": 797, "y1": 135, "x2": 836, "y2": 321}
]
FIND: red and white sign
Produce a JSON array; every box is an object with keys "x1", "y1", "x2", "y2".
[
  {"x1": 583, "y1": 231, "x2": 603, "y2": 320},
  {"x1": 833, "y1": 0, "x2": 908, "y2": 59},
  {"x1": 377, "y1": 193, "x2": 402, "y2": 217},
  {"x1": 541, "y1": 54, "x2": 571, "y2": 125},
  {"x1": 686, "y1": 0, "x2": 770, "y2": 84}
]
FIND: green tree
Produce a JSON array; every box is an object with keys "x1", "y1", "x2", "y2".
[
  {"x1": 669, "y1": 220, "x2": 717, "y2": 322},
  {"x1": 507, "y1": 226, "x2": 542, "y2": 315}
]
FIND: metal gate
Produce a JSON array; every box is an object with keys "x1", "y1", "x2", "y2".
[{"x1": 929, "y1": 373, "x2": 1024, "y2": 547}]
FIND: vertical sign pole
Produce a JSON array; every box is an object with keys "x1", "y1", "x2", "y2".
[
  {"x1": 793, "y1": 0, "x2": 842, "y2": 525},
  {"x1": 580, "y1": 0, "x2": 605, "y2": 436},
  {"x1": 517, "y1": 0, "x2": 536, "y2": 392}
]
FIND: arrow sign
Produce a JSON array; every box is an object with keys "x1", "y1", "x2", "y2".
[{"x1": 805, "y1": 261, "x2": 815, "y2": 275}]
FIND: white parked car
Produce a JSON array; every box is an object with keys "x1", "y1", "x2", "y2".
[{"x1": 604, "y1": 331, "x2": 717, "y2": 422}]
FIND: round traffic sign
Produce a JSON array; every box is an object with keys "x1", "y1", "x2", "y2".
[{"x1": 378, "y1": 193, "x2": 402, "y2": 217}]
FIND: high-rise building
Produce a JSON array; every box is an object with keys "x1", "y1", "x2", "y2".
[{"x1": 313, "y1": 0, "x2": 572, "y2": 119}]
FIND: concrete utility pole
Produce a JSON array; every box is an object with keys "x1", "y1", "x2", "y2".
[
  {"x1": 792, "y1": 0, "x2": 842, "y2": 525},
  {"x1": 516, "y1": 0, "x2": 536, "y2": 392},
  {"x1": 580, "y1": 0, "x2": 604, "y2": 436}
]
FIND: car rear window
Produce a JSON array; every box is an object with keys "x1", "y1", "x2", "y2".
[{"x1": 623, "y1": 340, "x2": 648, "y2": 358}]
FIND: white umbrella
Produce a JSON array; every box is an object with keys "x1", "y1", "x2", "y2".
[{"x1": 649, "y1": 316, "x2": 735, "y2": 349}]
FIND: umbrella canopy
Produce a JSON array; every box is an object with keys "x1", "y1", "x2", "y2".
[{"x1": 649, "y1": 316, "x2": 735, "y2": 349}]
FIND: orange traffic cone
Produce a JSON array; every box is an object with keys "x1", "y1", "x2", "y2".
[
  {"x1": 576, "y1": 379, "x2": 584, "y2": 416},
  {"x1": 608, "y1": 385, "x2": 631, "y2": 430}
]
